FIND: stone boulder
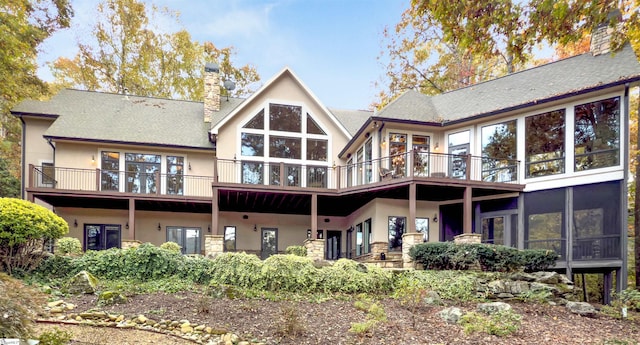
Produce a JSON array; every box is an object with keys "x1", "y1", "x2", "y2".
[
  {"x1": 98, "y1": 290, "x2": 127, "y2": 306},
  {"x1": 423, "y1": 291, "x2": 443, "y2": 306},
  {"x1": 438, "y1": 307, "x2": 462, "y2": 324},
  {"x1": 566, "y1": 301, "x2": 596, "y2": 317},
  {"x1": 477, "y1": 302, "x2": 512, "y2": 315},
  {"x1": 66, "y1": 270, "x2": 98, "y2": 294}
]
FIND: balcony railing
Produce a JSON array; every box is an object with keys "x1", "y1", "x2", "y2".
[
  {"x1": 28, "y1": 164, "x2": 214, "y2": 198},
  {"x1": 572, "y1": 235, "x2": 621, "y2": 260},
  {"x1": 216, "y1": 150, "x2": 520, "y2": 189},
  {"x1": 28, "y1": 152, "x2": 519, "y2": 197}
]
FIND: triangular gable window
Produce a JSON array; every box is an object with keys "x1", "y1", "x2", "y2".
[
  {"x1": 244, "y1": 109, "x2": 264, "y2": 129},
  {"x1": 307, "y1": 113, "x2": 326, "y2": 135}
]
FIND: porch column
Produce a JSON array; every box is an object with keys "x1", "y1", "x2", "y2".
[
  {"x1": 128, "y1": 198, "x2": 135, "y2": 240},
  {"x1": 212, "y1": 186, "x2": 220, "y2": 235},
  {"x1": 408, "y1": 183, "x2": 416, "y2": 233},
  {"x1": 463, "y1": 186, "x2": 472, "y2": 233},
  {"x1": 311, "y1": 193, "x2": 318, "y2": 236}
]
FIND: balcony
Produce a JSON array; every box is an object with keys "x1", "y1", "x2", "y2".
[{"x1": 27, "y1": 151, "x2": 520, "y2": 198}]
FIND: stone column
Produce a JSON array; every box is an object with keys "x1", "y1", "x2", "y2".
[
  {"x1": 304, "y1": 239, "x2": 325, "y2": 261},
  {"x1": 454, "y1": 233, "x2": 481, "y2": 244},
  {"x1": 205, "y1": 234, "x2": 224, "y2": 258},
  {"x1": 402, "y1": 233, "x2": 424, "y2": 269},
  {"x1": 370, "y1": 242, "x2": 388, "y2": 260}
]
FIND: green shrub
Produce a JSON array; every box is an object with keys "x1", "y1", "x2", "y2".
[
  {"x1": 179, "y1": 255, "x2": 215, "y2": 284},
  {"x1": 209, "y1": 252, "x2": 263, "y2": 288},
  {"x1": 459, "y1": 310, "x2": 521, "y2": 337},
  {"x1": 261, "y1": 254, "x2": 318, "y2": 292},
  {"x1": 56, "y1": 237, "x2": 82, "y2": 256},
  {"x1": 160, "y1": 241, "x2": 182, "y2": 254},
  {"x1": 0, "y1": 198, "x2": 69, "y2": 274},
  {"x1": 396, "y1": 270, "x2": 486, "y2": 301},
  {"x1": 409, "y1": 242, "x2": 557, "y2": 273},
  {"x1": 285, "y1": 245, "x2": 307, "y2": 257},
  {"x1": 317, "y1": 259, "x2": 394, "y2": 294},
  {"x1": 38, "y1": 328, "x2": 73, "y2": 345}
]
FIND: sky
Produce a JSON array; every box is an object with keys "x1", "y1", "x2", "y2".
[{"x1": 37, "y1": 0, "x2": 409, "y2": 110}]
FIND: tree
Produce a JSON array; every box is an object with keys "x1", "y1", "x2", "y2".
[
  {"x1": 0, "y1": 157, "x2": 20, "y2": 198},
  {"x1": 50, "y1": 0, "x2": 259, "y2": 101},
  {"x1": 0, "y1": 0, "x2": 73, "y2": 181},
  {"x1": 0, "y1": 198, "x2": 69, "y2": 275}
]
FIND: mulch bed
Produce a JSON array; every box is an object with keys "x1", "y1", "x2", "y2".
[{"x1": 59, "y1": 291, "x2": 640, "y2": 345}]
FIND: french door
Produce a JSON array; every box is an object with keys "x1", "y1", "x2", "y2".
[
  {"x1": 261, "y1": 228, "x2": 278, "y2": 259},
  {"x1": 84, "y1": 224, "x2": 121, "y2": 251}
]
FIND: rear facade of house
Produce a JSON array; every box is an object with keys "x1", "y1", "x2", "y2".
[{"x1": 13, "y1": 30, "x2": 640, "y2": 296}]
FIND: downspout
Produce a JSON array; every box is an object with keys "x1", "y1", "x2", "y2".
[
  {"x1": 622, "y1": 83, "x2": 631, "y2": 291},
  {"x1": 47, "y1": 138, "x2": 56, "y2": 164},
  {"x1": 19, "y1": 116, "x2": 26, "y2": 199}
]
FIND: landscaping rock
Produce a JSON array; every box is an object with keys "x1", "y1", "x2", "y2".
[
  {"x1": 477, "y1": 302, "x2": 512, "y2": 315},
  {"x1": 98, "y1": 290, "x2": 128, "y2": 306},
  {"x1": 438, "y1": 307, "x2": 462, "y2": 324},
  {"x1": 566, "y1": 301, "x2": 597, "y2": 317},
  {"x1": 423, "y1": 290, "x2": 443, "y2": 306},
  {"x1": 66, "y1": 270, "x2": 99, "y2": 294}
]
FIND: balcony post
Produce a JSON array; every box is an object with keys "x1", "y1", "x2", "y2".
[
  {"x1": 28, "y1": 164, "x2": 34, "y2": 188},
  {"x1": 335, "y1": 165, "x2": 341, "y2": 190},
  {"x1": 408, "y1": 183, "x2": 416, "y2": 233},
  {"x1": 311, "y1": 193, "x2": 318, "y2": 236},
  {"x1": 279, "y1": 162, "x2": 285, "y2": 186},
  {"x1": 211, "y1": 186, "x2": 219, "y2": 235},
  {"x1": 408, "y1": 150, "x2": 414, "y2": 178},
  {"x1": 128, "y1": 198, "x2": 135, "y2": 240},
  {"x1": 463, "y1": 186, "x2": 472, "y2": 233},
  {"x1": 95, "y1": 168, "x2": 100, "y2": 191}
]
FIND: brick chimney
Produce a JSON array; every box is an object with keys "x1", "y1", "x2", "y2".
[
  {"x1": 590, "y1": 9, "x2": 622, "y2": 56},
  {"x1": 204, "y1": 62, "x2": 221, "y2": 123}
]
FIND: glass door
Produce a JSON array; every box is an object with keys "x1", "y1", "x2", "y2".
[
  {"x1": 261, "y1": 228, "x2": 278, "y2": 259},
  {"x1": 85, "y1": 224, "x2": 121, "y2": 251},
  {"x1": 325, "y1": 230, "x2": 341, "y2": 260}
]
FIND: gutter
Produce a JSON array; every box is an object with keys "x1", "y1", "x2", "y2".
[{"x1": 43, "y1": 136, "x2": 216, "y2": 152}]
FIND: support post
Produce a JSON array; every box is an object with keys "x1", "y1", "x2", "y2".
[
  {"x1": 213, "y1": 156, "x2": 219, "y2": 182},
  {"x1": 128, "y1": 198, "x2": 135, "y2": 240},
  {"x1": 311, "y1": 194, "x2": 318, "y2": 236},
  {"x1": 155, "y1": 171, "x2": 160, "y2": 195},
  {"x1": 95, "y1": 168, "x2": 100, "y2": 191},
  {"x1": 28, "y1": 164, "x2": 34, "y2": 189},
  {"x1": 279, "y1": 162, "x2": 285, "y2": 186},
  {"x1": 212, "y1": 187, "x2": 219, "y2": 235},
  {"x1": 465, "y1": 154, "x2": 471, "y2": 180},
  {"x1": 409, "y1": 183, "x2": 416, "y2": 233},
  {"x1": 463, "y1": 186, "x2": 472, "y2": 233}
]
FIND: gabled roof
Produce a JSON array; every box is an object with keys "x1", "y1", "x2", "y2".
[
  {"x1": 210, "y1": 67, "x2": 353, "y2": 139},
  {"x1": 376, "y1": 44, "x2": 640, "y2": 123},
  {"x1": 13, "y1": 89, "x2": 216, "y2": 150}
]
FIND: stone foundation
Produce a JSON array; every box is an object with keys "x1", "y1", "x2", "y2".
[
  {"x1": 454, "y1": 233, "x2": 481, "y2": 244},
  {"x1": 204, "y1": 235, "x2": 224, "y2": 258},
  {"x1": 121, "y1": 240, "x2": 142, "y2": 250},
  {"x1": 304, "y1": 239, "x2": 325, "y2": 261},
  {"x1": 402, "y1": 233, "x2": 425, "y2": 269},
  {"x1": 370, "y1": 242, "x2": 388, "y2": 260}
]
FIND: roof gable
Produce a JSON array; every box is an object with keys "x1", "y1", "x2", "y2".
[{"x1": 211, "y1": 67, "x2": 352, "y2": 139}]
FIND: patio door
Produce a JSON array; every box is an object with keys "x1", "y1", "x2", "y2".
[
  {"x1": 480, "y1": 213, "x2": 517, "y2": 247},
  {"x1": 326, "y1": 230, "x2": 341, "y2": 260},
  {"x1": 449, "y1": 143, "x2": 469, "y2": 179},
  {"x1": 84, "y1": 224, "x2": 121, "y2": 251},
  {"x1": 261, "y1": 228, "x2": 278, "y2": 259}
]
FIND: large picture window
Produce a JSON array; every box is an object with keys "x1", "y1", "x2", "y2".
[
  {"x1": 125, "y1": 153, "x2": 161, "y2": 194},
  {"x1": 389, "y1": 133, "x2": 407, "y2": 177},
  {"x1": 270, "y1": 103, "x2": 301, "y2": 132},
  {"x1": 412, "y1": 136, "x2": 430, "y2": 177},
  {"x1": 269, "y1": 136, "x2": 301, "y2": 159},
  {"x1": 242, "y1": 162, "x2": 264, "y2": 184},
  {"x1": 482, "y1": 120, "x2": 517, "y2": 182},
  {"x1": 166, "y1": 156, "x2": 184, "y2": 195},
  {"x1": 574, "y1": 97, "x2": 620, "y2": 171},
  {"x1": 224, "y1": 226, "x2": 236, "y2": 251},
  {"x1": 525, "y1": 110, "x2": 565, "y2": 178},
  {"x1": 241, "y1": 133, "x2": 264, "y2": 157},
  {"x1": 388, "y1": 216, "x2": 406, "y2": 251},
  {"x1": 167, "y1": 226, "x2": 201, "y2": 255}
]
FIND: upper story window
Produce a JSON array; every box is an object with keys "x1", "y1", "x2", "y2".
[
  {"x1": 101, "y1": 152, "x2": 120, "y2": 191},
  {"x1": 574, "y1": 97, "x2": 620, "y2": 171},
  {"x1": 166, "y1": 156, "x2": 184, "y2": 195},
  {"x1": 481, "y1": 120, "x2": 517, "y2": 182},
  {"x1": 125, "y1": 153, "x2": 161, "y2": 194},
  {"x1": 239, "y1": 102, "x2": 330, "y2": 187},
  {"x1": 448, "y1": 130, "x2": 470, "y2": 179},
  {"x1": 525, "y1": 109, "x2": 565, "y2": 178}
]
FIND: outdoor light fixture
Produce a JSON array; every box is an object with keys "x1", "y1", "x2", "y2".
[
  {"x1": 208, "y1": 225, "x2": 211, "y2": 233},
  {"x1": 434, "y1": 142, "x2": 439, "y2": 150},
  {"x1": 433, "y1": 214, "x2": 438, "y2": 223},
  {"x1": 380, "y1": 137, "x2": 387, "y2": 149},
  {"x1": 157, "y1": 223, "x2": 161, "y2": 231},
  {"x1": 253, "y1": 224, "x2": 257, "y2": 232},
  {"x1": 242, "y1": 214, "x2": 249, "y2": 219},
  {"x1": 91, "y1": 155, "x2": 95, "y2": 164},
  {"x1": 125, "y1": 221, "x2": 129, "y2": 229},
  {"x1": 188, "y1": 162, "x2": 192, "y2": 170},
  {"x1": 307, "y1": 229, "x2": 312, "y2": 239},
  {"x1": 324, "y1": 218, "x2": 330, "y2": 223},
  {"x1": 73, "y1": 219, "x2": 78, "y2": 228}
]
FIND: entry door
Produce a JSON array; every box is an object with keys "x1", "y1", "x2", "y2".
[
  {"x1": 480, "y1": 213, "x2": 517, "y2": 247},
  {"x1": 261, "y1": 228, "x2": 278, "y2": 259},
  {"x1": 85, "y1": 224, "x2": 121, "y2": 251},
  {"x1": 326, "y1": 230, "x2": 342, "y2": 260}
]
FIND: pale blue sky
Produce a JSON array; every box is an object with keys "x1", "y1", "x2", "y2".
[{"x1": 37, "y1": 0, "x2": 409, "y2": 110}]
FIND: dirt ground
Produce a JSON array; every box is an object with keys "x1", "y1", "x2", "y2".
[{"x1": 34, "y1": 291, "x2": 640, "y2": 345}]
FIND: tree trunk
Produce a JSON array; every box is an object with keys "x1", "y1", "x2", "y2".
[{"x1": 635, "y1": 90, "x2": 640, "y2": 290}]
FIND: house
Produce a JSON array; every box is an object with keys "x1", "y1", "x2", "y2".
[{"x1": 12, "y1": 26, "x2": 640, "y2": 298}]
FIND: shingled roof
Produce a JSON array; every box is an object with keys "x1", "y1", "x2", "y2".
[{"x1": 377, "y1": 44, "x2": 640, "y2": 123}]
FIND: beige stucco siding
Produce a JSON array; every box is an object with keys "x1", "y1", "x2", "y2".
[
  {"x1": 216, "y1": 73, "x2": 350, "y2": 164},
  {"x1": 55, "y1": 207, "x2": 129, "y2": 242},
  {"x1": 23, "y1": 116, "x2": 55, "y2": 170}
]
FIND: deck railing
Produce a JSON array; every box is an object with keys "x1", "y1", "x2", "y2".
[
  {"x1": 28, "y1": 152, "x2": 519, "y2": 196},
  {"x1": 572, "y1": 235, "x2": 621, "y2": 260},
  {"x1": 29, "y1": 164, "x2": 214, "y2": 198}
]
